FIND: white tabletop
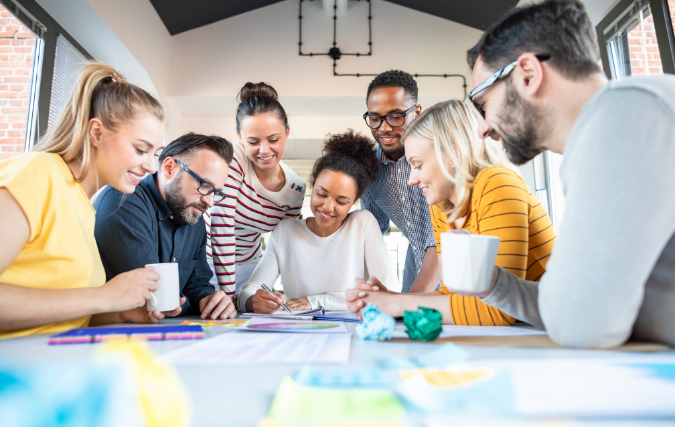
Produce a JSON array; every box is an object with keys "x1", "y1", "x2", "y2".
[{"x1": 1, "y1": 315, "x2": 673, "y2": 427}]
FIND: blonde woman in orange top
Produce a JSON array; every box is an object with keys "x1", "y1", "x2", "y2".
[{"x1": 346, "y1": 99, "x2": 556, "y2": 325}]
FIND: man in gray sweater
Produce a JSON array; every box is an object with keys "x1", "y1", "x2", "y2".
[{"x1": 465, "y1": 0, "x2": 675, "y2": 348}]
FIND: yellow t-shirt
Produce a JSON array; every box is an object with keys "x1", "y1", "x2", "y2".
[
  {"x1": 433, "y1": 166, "x2": 556, "y2": 326},
  {"x1": 0, "y1": 153, "x2": 105, "y2": 338}
]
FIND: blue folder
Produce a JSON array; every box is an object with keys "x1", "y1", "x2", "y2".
[{"x1": 313, "y1": 312, "x2": 361, "y2": 322}]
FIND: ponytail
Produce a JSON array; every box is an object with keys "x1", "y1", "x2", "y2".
[{"x1": 34, "y1": 62, "x2": 165, "y2": 182}]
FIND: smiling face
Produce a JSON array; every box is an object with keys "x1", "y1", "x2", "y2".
[
  {"x1": 310, "y1": 169, "x2": 357, "y2": 234},
  {"x1": 472, "y1": 58, "x2": 546, "y2": 165},
  {"x1": 366, "y1": 86, "x2": 420, "y2": 159},
  {"x1": 405, "y1": 136, "x2": 455, "y2": 206},
  {"x1": 238, "y1": 112, "x2": 289, "y2": 172},
  {"x1": 162, "y1": 149, "x2": 229, "y2": 225},
  {"x1": 91, "y1": 111, "x2": 165, "y2": 194}
]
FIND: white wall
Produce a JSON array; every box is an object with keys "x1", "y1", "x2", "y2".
[{"x1": 168, "y1": 0, "x2": 483, "y2": 156}]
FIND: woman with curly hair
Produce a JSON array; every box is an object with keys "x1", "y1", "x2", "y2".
[{"x1": 238, "y1": 130, "x2": 397, "y2": 313}]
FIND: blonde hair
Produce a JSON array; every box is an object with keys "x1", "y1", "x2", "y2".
[
  {"x1": 34, "y1": 62, "x2": 165, "y2": 182},
  {"x1": 403, "y1": 99, "x2": 510, "y2": 223}
]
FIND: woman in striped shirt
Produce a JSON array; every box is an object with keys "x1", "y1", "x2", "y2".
[
  {"x1": 346, "y1": 100, "x2": 556, "y2": 325},
  {"x1": 206, "y1": 83, "x2": 306, "y2": 298}
]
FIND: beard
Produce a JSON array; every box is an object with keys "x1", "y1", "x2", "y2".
[
  {"x1": 165, "y1": 175, "x2": 208, "y2": 226},
  {"x1": 497, "y1": 82, "x2": 548, "y2": 165}
]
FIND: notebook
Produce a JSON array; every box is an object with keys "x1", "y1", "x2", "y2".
[
  {"x1": 48, "y1": 325, "x2": 204, "y2": 345},
  {"x1": 314, "y1": 312, "x2": 361, "y2": 322}
]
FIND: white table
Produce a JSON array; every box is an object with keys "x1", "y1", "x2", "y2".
[{"x1": 1, "y1": 316, "x2": 673, "y2": 427}]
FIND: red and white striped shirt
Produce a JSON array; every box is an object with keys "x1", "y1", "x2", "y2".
[{"x1": 205, "y1": 141, "x2": 306, "y2": 294}]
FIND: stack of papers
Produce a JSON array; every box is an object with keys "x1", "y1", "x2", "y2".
[{"x1": 159, "y1": 332, "x2": 351, "y2": 365}]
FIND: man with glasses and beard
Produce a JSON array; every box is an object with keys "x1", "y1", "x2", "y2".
[
  {"x1": 361, "y1": 70, "x2": 440, "y2": 293},
  {"x1": 94, "y1": 133, "x2": 237, "y2": 321},
  {"x1": 462, "y1": 0, "x2": 675, "y2": 348}
]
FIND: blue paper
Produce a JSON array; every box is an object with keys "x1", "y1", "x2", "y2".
[
  {"x1": 355, "y1": 303, "x2": 396, "y2": 341},
  {"x1": 627, "y1": 363, "x2": 675, "y2": 382},
  {"x1": 0, "y1": 359, "x2": 144, "y2": 427},
  {"x1": 394, "y1": 367, "x2": 516, "y2": 416},
  {"x1": 384, "y1": 343, "x2": 470, "y2": 369},
  {"x1": 295, "y1": 366, "x2": 391, "y2": 388}
]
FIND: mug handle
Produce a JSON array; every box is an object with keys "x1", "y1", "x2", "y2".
[{"x1": 150, "y1": 291, "x2": 159, "y2": 308}]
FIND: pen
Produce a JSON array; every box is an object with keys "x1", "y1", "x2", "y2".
[{"x1": 260, "y1": 283, "x2": 292, "y2": 314}]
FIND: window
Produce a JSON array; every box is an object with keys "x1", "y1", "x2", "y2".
[
  {"x1": 604, "y1": 1, "x2": 663, "y2": 80},
  {"x1": 48, "y1": 34, "x2": 87, "y2": 129},
  {"x1": 0, "y1": 0, "x2": 44, "y2": 159},
  {"x1": 598, "y1": 0, "x2": 675, "y2": 79}
]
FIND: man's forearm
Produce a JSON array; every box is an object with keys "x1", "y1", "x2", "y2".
[
  {"x1": 408, "y1": 247, "x2": 441, "y2": 293},
  {"x1": 481, "y1": 267, "x2": 543, "y2": 328}
]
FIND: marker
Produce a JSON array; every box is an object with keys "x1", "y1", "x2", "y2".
[{"x1": 260, "y1": 283, "x2": 292, "y2": 314}]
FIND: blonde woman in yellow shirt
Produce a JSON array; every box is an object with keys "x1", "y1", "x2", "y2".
[
  {"x1": 346, "y1": 100, "x2": 556, "y2": 325},
  {"x1": 0, "y1": 63, "x2": 180, "y2": 339}
]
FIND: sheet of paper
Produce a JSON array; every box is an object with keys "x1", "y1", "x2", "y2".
[
  {"x1": 179, "y1": 320, "x2": 249, "y2": 327},
  {"x1": 268, "y1": 376, "x2": 405, "y2": 424},
  {"x1": 294, "y1": 366, "x2": 392, "y2": 388},
  {"x1": 244, "y1": 317, "x2": 348, "y2": 334},
  {"x1": 240, "y1": 308, "x2": 322, "y2": 318},
  {"x1": 159, "y1": 332, "x2": 351, "y2": 365},
  {"x1": 395, "y1": 357, "x2": 675, "y2": 418},
  {"x1": 392, "y1": 325, "x2": 546, "y2": 339}
]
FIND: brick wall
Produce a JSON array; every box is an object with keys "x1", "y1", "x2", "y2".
[
  {"x1": 0, "y1": 6, "x2": 36, "y2": 160},
  {"x1": 628, "y1": 2, "x2": 675, "y2": 76}
]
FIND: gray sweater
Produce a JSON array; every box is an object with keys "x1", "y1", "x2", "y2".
[{"x1": 482, "y1": 76, "x2": 675, "y2": 348}]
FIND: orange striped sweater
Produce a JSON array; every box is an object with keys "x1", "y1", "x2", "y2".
[{"x1": 433, "y1": 166, "x2": 556, "y2": 326}]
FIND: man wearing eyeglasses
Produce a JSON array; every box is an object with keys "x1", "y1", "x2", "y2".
[
  {"x1": 94, "y1": 133, "x2": 238, "y2": 321},
  {"x1": 361, "y1": 70, "x2": 440, "y2": 293},
  {"x1": 459, "y1": 0, "x2": 675, "y2": 348}
]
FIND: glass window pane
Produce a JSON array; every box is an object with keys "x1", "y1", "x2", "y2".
[
  {"x1": 48, "y1": 35, "x2": 88, "y2": 129},
  {"x1": 604, "y1": 1, "x2": 664, "y2": 81},
  {"x1": 667, "y1": 1, "x2": 675, "y2": 44},
  {"x1": 0, "y1": 5, "x2": 38, "y2": 160},
  {"x1": 627, "y1": 5, "x2": 663, "y2": 76}
]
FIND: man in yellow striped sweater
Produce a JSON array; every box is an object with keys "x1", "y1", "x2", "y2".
[{"x1": 345, "y1": 100, "x2": 555, "y2": 325}]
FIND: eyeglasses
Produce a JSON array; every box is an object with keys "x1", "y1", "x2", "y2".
[
  {"x1": 173, "y1": 158, "x2": 226, "y2": 203},
  {"x1": 469, "y1": 54, "x2": 551, "y2": 118},
  {"x1": 363, "y1": 104, "x2": 418, "y2": 129}
]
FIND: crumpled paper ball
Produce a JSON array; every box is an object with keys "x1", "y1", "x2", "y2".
[
  {"x1": 355, "y1": 303, "x2": 396, "y2": 340},
  {"x1": 403, "y1": 306, "x2": 443, "y2": 341}
]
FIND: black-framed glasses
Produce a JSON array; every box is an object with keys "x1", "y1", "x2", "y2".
[
  {"x1": 469, "y1": 54, "x2": 551, "y2": 118},
  {"x1": 173, "y1": 158, "x2": 226, "y2": 203},
  {"x1": 363, "y1": 104, "x2": 418, "y2": 129}
]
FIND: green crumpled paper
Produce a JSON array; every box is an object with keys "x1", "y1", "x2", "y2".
[{"x1": 403, "y1": 306, "x2": 443, "y2": 341}]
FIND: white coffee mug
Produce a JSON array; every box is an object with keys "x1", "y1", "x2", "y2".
[
  {"x1": 440, "y1": 230, "x2": 500, "y2": 293},
  {"x1": 145, "y1": 263, "x2": 180, "y2": 312}
]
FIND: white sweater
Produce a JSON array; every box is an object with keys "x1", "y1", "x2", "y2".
[{"x1": 238, "y1": 209, "x2": 397, "y2": 311}]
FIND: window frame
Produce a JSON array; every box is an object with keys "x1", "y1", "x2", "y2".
[
  {"x1": 11, "y1": 0, "x2": 93, "y2": 148},
  {"x1": 597, "y1": 0, "x2": 675, "y2": 78}
]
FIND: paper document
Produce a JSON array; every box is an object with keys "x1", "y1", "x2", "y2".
[
  {"x1": 240, "y1": 307, "x2": 324, "y2": 318},
  {"x1": 244, "y1": 317, "x2": 348, "y2": 333},
  {"x1": 395, "y1": 357, "x2": 675, "y2": 418},
  {"x1": 159, "y1": 332, "x2": 351, "y2": 365},
  {"x1": 393, "y1": 325, "x2": 545, "y2": 339},
  {"x1": 269, "y1": 377, "x2": 405, "y2": 424}
]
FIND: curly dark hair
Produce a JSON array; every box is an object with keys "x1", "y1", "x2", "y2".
[
  {"x1": 310, "y1": 130, "x2": 379, "y2": 200},
  {"x1": 366, "y1": 70, "x2": 418, "y2": 104}
]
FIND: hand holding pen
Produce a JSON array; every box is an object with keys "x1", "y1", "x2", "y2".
[{"x1": 245, "y1": 283, "x2": 291, "y2": 314}]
